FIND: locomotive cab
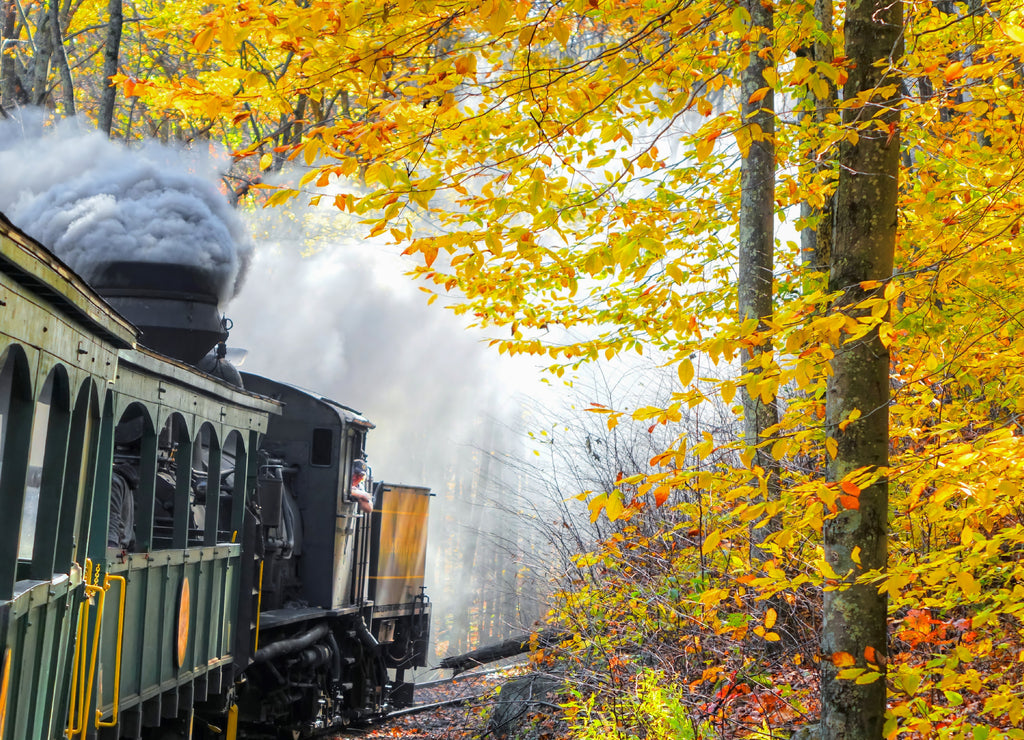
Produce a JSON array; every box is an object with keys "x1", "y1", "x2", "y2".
[
  {"x1": 231, "y1": 373, "x2": 431, "y2": 733},
  {"x1": 240, "y1": 373, "x2": 374, "y2": 613}
]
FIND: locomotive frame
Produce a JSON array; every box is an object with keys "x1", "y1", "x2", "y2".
[{"x1": 0, "y1": 212, "x2": 432, "y2": 740}]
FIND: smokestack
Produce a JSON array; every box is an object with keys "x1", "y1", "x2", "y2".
[
  {"x1": 0, "y1": 115, "x2": 255, "y2": 306},
  {"x1": 91, "y1": 260, "x2": 227, "y2": 364}
]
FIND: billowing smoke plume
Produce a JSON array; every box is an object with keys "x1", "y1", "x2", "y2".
[
  {"x1": 234, "y1": 203, "x2": 553, "y2": 662},
  {"x1": 0, "y1": 114, "x2": 252, "y2": 300},
  {"x1": 230, "y1": 208, "x2": 532, "y2": 483}
]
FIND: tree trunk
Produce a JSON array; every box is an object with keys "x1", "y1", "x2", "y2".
[
  {"x1": 29, "y1": 6, "x2": 52, "y2": 106},
  {"x1": 821, "y1": 0, "x2": 902, "y2": 734},
  {"x1": 1, "y1": 1, "x2": 18, "y2": 109},
  {"x1": 737, "y1": 0, "x2": 779, "y2": 547},
  {"x1": 800, "y1": 0, "x2": 836, "y2": 274},
  {"x1": 48, "y1": 0, "x2": 74, "y2": 115},
  {"x1": 97, "y1": 0, "x2": 123, "y2": 135}
]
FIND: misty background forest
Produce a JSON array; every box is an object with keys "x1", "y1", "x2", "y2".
[{"x1": 4, "y1": 0, "x2": 1024, "y2": 738}]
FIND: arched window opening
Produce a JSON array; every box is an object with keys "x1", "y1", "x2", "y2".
[
  {"x1": 152, "y1": 413, "x2": 191, "y2": 550},
  {"x1": 66, "y1": 381, "x2": 99, "y2": 570},
  {"x1": 21, "y1": 368, "x2": 72, "y2": 579},
  {"x1": 222, "y1": 430, "x2": 247, "y2": 544},
  {"x1": 109, "y1": 403, "x2": 156, "y2": 553},
  {"x1": 194, "y1": 424, "x2": 224, "y2": 545},
  {"x1": 85, "y1": 389, "x2": 116, "y2": 565},
  {"x1": 0, "y1": 346, "x2": 33, "y2": 599},
  {"x1": 17, "y1": 374, "x2": 56, "y2": 562}
]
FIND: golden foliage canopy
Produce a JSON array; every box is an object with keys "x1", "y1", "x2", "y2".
[{"x1": 9, "y1": 0, "x2": 1024, "y2": 732}]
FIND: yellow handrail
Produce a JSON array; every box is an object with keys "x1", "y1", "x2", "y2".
[
  {"x1": 254, "y1": 559, "x2": 265, "y2": 654},
  {"x1": 65, "y1": 599, "x2": 85, "y2": 737},
  {"x1": 65, "y1": 560, "x2": 92, "y2": 739},
  {"x1": 76, "y1": 582, "x2": 105, "y2": 740},
  {"x1": 226, "y1": 703, "x2": 239, "y2": 740},
  {"x1": 0, "y1": 648, "x2": 12, "y2": 739},
  {"x1": 95, "y1": 574, "x2": 126, "y2": 729},
  {"x1": 66, "y1": 561, "x2": 107, "y2": 740}
]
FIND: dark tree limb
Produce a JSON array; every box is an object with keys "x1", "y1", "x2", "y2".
[{"x1": 439, "y1": 629, "x2": 567, "y2": 674}]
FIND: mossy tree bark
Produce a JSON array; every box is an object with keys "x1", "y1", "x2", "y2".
[{"x1": 822, "y1": 0, "x2": 902, "y2": 735}]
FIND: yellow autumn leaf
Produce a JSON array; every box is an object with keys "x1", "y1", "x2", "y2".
[
  {"x1": 748, "y1": 87, "x2": 769, "y2": 104},
  {"x1": 960, "y1": 524, "x2": 973, "y2": 547},
  {"x1": 839, "y1": 408, "x2": 861, "y2": 431},
  {"x1": 678, "y1": 358, "x2": 694, "y2": 386},
  {"x1": 454, "y1": 54, "x2": 477, "y2": 75},
  {"x1": 735, "y1": 123, "x2": 755, "y2": 158},
  {"x1": 702, "y1": 529, "x2": 722, "y2": 555},
  {"x1": 605, "y1": 492, "x2": 624, "y2": 521},
  {"x1": 956, "y1": 571, "x2": 980, "y2": 597},
  {"x1": 1005, "y1": 23, "x2": 1024, "y2": 43},
  {"x1": 695, "y1": 136, "x2": 715, "y2": 162},
  {"x1": 193, "y1": 27, "x2": 215, "y2": 54}
]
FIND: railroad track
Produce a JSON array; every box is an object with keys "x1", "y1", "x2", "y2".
[{"x1": 385, "y1": 692, "x2": 490, "y2": 719}]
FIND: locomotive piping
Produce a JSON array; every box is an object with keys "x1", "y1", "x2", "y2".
[
  {"x1": 354, "y1": 616, "x2": 389, "y2": 689},
  {"x1": 252, "y1": 622, "x2": 329, "y2": 664},
  {"x1": 326, "y1": 630, "x2": 343, "y2": 683}
]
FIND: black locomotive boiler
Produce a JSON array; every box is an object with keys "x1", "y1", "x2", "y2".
[{"x1": 0, "y1": 211, "x2": 431, "y2": 740}]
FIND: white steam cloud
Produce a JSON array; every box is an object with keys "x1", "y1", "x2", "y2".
[
  {"x1": 230, "y1": 205, "x2": 532, "y2": 484},
  {"x1": 0, "y1": 114, "x2": 252, "y2": 300},
  {"x1": 232, "y1": 204, "x2": 552, "y2": 662}
]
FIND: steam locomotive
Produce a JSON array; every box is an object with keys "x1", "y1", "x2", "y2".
[{"x1": 0, "y1": 211, "x2": 431, "y2": 739}]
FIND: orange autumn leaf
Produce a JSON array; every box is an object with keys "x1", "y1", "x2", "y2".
[{"x1": 831, "y1": 652, "x2": 856, "y2": 668}]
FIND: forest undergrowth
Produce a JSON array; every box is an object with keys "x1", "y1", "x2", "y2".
[{"x1": 524, "y1": 487, "x2": 1024, "y2": 740}]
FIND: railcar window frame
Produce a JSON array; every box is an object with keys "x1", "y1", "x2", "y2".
[{"x1": 310, "y1": 427, "x2": 334, "y2": 467}]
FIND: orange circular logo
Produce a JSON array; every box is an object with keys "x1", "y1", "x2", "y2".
[{"x1": 176, "y1": 577, "x2": 191, "y2": 668}]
